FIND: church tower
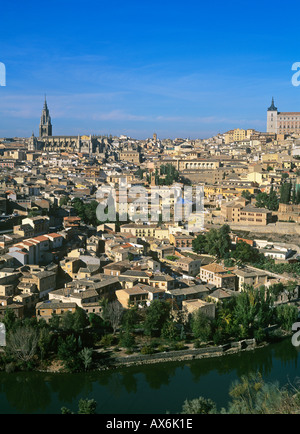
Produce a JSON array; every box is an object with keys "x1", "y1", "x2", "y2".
[
  {"x1": 39, "y1": 96, "x2": 52, "y2": 137},
  {"x1": 267, "y1": 97, "x2": 278, "y2": 134}
]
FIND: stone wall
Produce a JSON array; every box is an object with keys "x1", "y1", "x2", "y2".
[{"x1": 109, "y1": 339, "x2": 256, "y2": 367}]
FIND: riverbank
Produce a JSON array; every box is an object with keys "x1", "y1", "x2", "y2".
[
  {"x1": 38, "y1": 330, "x2": 294, "y2": 373},
  {"x1": 90, "y1": 337, "x2": 274, "y2": 372},
  {"x1": 2, "y1": 330, "x2": 292, "y2": 374}
]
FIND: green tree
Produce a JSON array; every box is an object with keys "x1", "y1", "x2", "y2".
[
  {"x1": 119, "y1": 328, "x2": 135, "y2": 350},
  {"x1": 59, "y1": 196, "x2": 69, "y2": 206},
  {"x1": 57, "y1": 334, "x2": 82, "y2": 372},
  {"x1": 77, "y1": 399, "x2": 97, "y2": 414},
  {"x1": 255, "y1": 192, "x2": 269, "y2": 208},
  {"x1": 224, "y1": 372, "x2": 300, "y2": 414},
  {"x1": 280, "y1": 182, "x2": 292, "y2": 204},
  {"x1": 161, "y1": 320, "x2": 179, "y2": 341},
  {"x1": 79, "y1": 347, "x2": 93, "y2": 371},
  {"x1": 73, "y1": 308, "x2": 89, "y2": 332},
  {"x1": 231, "y1": 241, "x2": 262, "y2": 264},
  {"x1": 267, "y1": 186, "x2": 279, "y2": 211},
  {"x1": 180, "y1": 374, "x2": 300, "y2": 414},
  {"x1": 144, "y1": 300, "x2": 171, "y2": 337},
  {"x1": 233, "y1": 286, "x2": 274, "y2": 339},
  {"x1": 181, "y1": 397, "x2": 217, "y2": 414},
  {"x1": 192, "y1": 233, "x2": 207, "y2": 254},
  {"x1": 122, "y1": 305, "x2": 139, "y2": 331},
  {"x1": 62, "y1": 398, "x2": 98, "y2": 414},
  {"x1": 2, "y1": 308, "x2": 16, "y2": 333},
  {"x1": 38, "y1": 327, "x2": 52, "y2": 361},
  {"x1": 241, "y1": 190, "x2": 253, "y2": 201},
  {"x1": 60, "y1": 311, "x2": 74, "y2": 332},
  {"x1": 254, "y1": 187, "x2": 278, "y2": 211},
  {"x1": 275, "y1": 304, "x2": 298, "y2": 331},
  {"x1": 205, "y1": 224, "x2": 231, "y2": 259},
  {"x1": 48, "y1": 314, "x2": 61, "y2": 330},
  {"x1": 190, "y1": 310, "x2": 212, "y2": 342}
]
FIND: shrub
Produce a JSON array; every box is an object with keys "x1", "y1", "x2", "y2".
[
  {"x1": 174, "y1": 342, "x2": 185, "y2": 351},
  {"x1": 194, "y1": 340, "x2": 201, "y2": 349},
  {"x1": 140, "y1": 345, "x2": 155, "y2": 355},
  {"x1": 5, "y1": 362, "x2": 17, "y2": 373},
  {"x1": 100, "y1": 334, "x2": 115, "y2": 348}
]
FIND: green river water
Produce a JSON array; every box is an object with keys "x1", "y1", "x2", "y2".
[{"x1": 0, "y1": 338, "x2": 299, "y2": 414}]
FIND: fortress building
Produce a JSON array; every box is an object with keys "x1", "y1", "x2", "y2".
[{"x1": 267, "y1": 98, "x2": 300, "y2": 135}]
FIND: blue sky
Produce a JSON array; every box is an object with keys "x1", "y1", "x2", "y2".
[{"x1": 1, "y1": 0, "x2": 300, "y2": 139}]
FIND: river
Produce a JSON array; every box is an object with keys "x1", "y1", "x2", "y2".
[{"x1": 0, "y1": 338, "x2": 299, "y2": 414}]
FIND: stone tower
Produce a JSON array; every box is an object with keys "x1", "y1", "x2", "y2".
[
  {"x1": 28, "y1": 132, "x2": 39, "y2": 151},
  {"x1": 39, "y1": 96, "x2": 52, "y2": 137},
  {"x1": 267, "y1": 97, "x2": 278, "y2": 134}
]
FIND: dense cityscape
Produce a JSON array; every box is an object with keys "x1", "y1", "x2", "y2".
[
  {"x1": 0, "y1": 96, "x2": 300, "y2": 414},
  {"x1": 2, "y1": 0, "x2": 300, "y2": 418}
]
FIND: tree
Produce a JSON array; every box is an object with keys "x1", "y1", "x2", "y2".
[
  {"x1": 49, "y1": 314, "x2": 61, "y2": 331},
  {"x1": 59, "y1": 196, "x2": 69, "y2": 206},
  {"x1": 79, "y1": 347, "x2": 93, "y2": 371},
  {"x1": 255, "y1": 192, "x2": 269, "y2": 208},
  {"x1": 292, "y1": 184, "x2": 300, "y2": 205},
  {"x1": 255, "y1": 188, "x2": 278, "y2": 211},
  {"x1": 60, "y1": 311, "x2": 74, "y2": 332},
  {"x1": 181, "y1": 397, "x2": 217, "y2": 414},
  {"x1": 233, "y1": 286, "x2": 274, "y2": 339},
  {"x1": 158, "y1": 164, "x2": 179, "y2": 185},
  {"x1": 89, "y1": 313, "x2": 107, "y2": 330},
  {"x1": 180, "y1": 374, "x2": 300, "y2": 414},
  {"x1": 144, "y1": 300, "x2": 171, "y2": 337},
  {"x1": 276, "y1": 304, "x2": 298, "y2": 331},
  {"x1": 280, "y1": 182, "x2": 292, "y2": 204},
  {"x1": 224, "y1": 372, "x2": 298, "y2": 414},
  {"x1": 6, "y1": 325, "x2": 39, "y2": 364},
  {"x1": 205, "y1": 224, "x2": 231, "y2": 259},
  {"x1": 231, "y1": 241, "x2": 262, "y2": 264},
  {"x1": 192, "y1": 233, "x2": 207, "y2": 254},
  {"x1": 73, "y1": 308, "x2": 89, "y2": 332},
  {"x1": 78, "y1": 399, "x2": 97, "y2": 414},
  {"x1": 190, "y1": 310, "x2": 212, "y2": 342},
  {"x1": 62, "y1": 398, "x2": 98, "y2": 414},
  {"x1": 119, "y1": 328, "x2": 135, "y2": 350},
  {"x1": 104, "y1": 301, "x2": 124, "y2": 334},
  {"x1": 283, "y1": 281, "x2": 298, "y2": 302},
  {"x1": 57, "y1": 334, "x2": 82, "y2": 372},
  {"x1": 241, "y1": 190, "x2": 253, "y2": 201},
  {"x1": 122, "y1": 305, "x2": 139, "y2": 331},
  {"x1": 161, "y1": 320, "x2": 179, "y2": 341},
  {"x1": 38, "y1": 327, "x2": 52, "y2": 361},
  {"x1": 72, "y1": 198, "x2": 102, "y2": 226},
  {"x1": 267, "y1": 186, "x2": 279, "y2": 211},
  {"x1": 2, "y1": 308, "x2": 16, "y2": 333}
]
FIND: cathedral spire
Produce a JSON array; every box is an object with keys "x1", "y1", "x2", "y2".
[{"x1": 39, "y1": 96, "x2": 52, "y2": 137}]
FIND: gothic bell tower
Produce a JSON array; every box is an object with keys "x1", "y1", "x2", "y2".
[{"x1": 39, "y1": 96, "x2": 52, "y2": 137}]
